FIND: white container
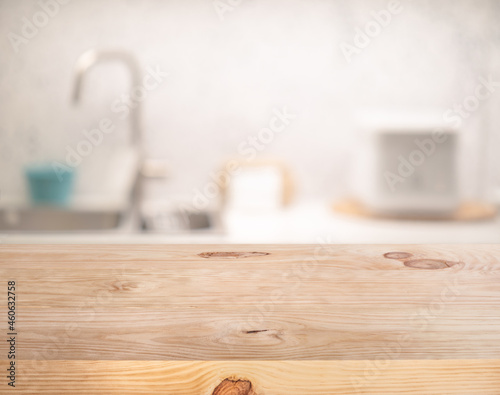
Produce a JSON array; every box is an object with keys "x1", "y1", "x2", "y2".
[{"x1": 353, "y1": 111, "x2": 460, "y2": 217}]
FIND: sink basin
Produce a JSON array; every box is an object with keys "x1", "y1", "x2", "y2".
[
  {"x1": 0, "y1": 147, "x2": 139, "y2": 232},
  {"x1": 142, "y1": 208, "x2": 223, "y2": 234},
  {"x1": 0, "y1": 208, "x2": 124, "y2": 231}
]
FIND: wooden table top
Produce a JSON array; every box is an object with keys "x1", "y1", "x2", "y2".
[{"x1": 1, "y1": 244, "x2": 499, "y2": 394}]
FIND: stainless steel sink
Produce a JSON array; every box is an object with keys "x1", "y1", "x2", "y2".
[
  {"x1": 0, "y1": 208, "x2": 124, "y2": 231},
  {"x1": 142, "y1": 209, "x2": 223, "y2": 234}
]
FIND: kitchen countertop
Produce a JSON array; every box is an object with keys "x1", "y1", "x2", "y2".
[{"x1": 2, "y1": 200, "x2": 500, "y2": 244}]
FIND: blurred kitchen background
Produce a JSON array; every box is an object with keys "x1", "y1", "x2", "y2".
[{"x1": 1, "y1": 0, "x2": 500, "y2": 243}]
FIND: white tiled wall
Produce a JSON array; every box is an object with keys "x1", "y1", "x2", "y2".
[{"x1": 1, "y1": 0, "x2": 499, "y2": 204}]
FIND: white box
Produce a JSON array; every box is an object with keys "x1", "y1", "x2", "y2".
[{"x1": 353, "y1": 111, "x2": 460, "y2": 217}]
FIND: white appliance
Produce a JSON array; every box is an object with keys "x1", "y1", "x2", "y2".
[{"x1": 353, "y1": 111, "x2": 460, "y2": 217}]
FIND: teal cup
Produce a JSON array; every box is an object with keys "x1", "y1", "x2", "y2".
[{"x1": 25, "y1": 163, "x2": 75, "y2": 206}]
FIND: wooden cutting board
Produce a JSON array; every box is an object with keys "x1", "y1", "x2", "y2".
[
  {"x1": 1, "y1": 244, "x2": 499, "y2": 394},
  {"x1": 332, "y1": 199, "x2": 498, "y2": 221}
]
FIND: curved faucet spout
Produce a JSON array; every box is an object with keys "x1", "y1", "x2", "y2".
[{"x1": 72, "y1": 49, "x2": 142, "y2": 149}]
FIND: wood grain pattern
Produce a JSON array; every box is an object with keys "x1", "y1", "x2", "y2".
[
  {"x1": 1, "y1": 244, "x2": 500, "y2": 393},
  {"x1": 0, "y1": 360, "x2": 499, "y2": 394}
]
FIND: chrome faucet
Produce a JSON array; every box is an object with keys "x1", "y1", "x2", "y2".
[
  {"x1": 72, "y1": 49, "x2": 143, "y2": 152},
  {"x1": 71, "y1": 49, "x2": 147, "y2": 228},
  {"x1": 71, "y1": 49, "x2": 167, "y2": 230}
]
